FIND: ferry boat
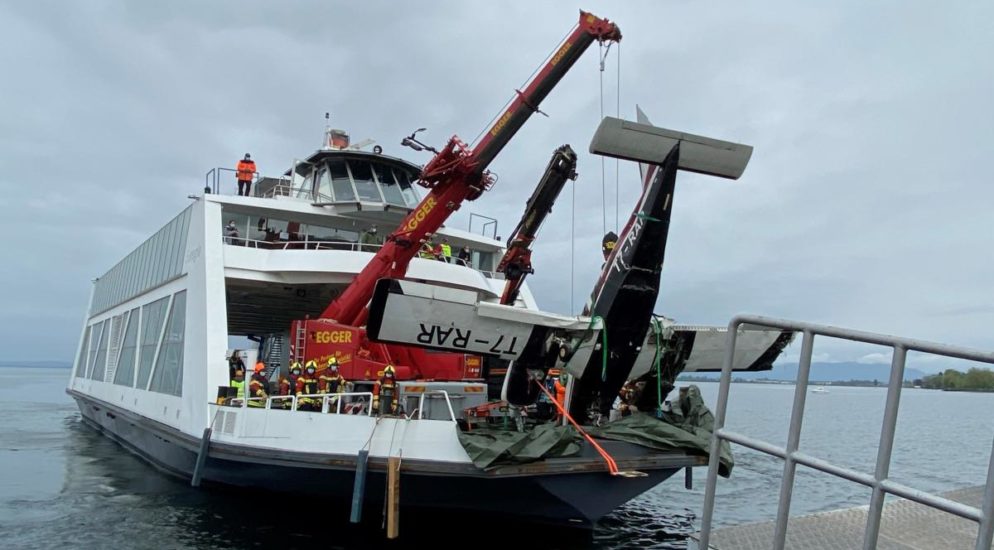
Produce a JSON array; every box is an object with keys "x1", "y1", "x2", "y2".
[{"x1": 66, "y1": 11, "x2": 793, "y2": 528}]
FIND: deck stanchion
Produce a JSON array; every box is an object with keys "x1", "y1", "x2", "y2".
[
  {"x1": 190, "y1": 427, "x2": 212, "y2": 487},
  {"x1": 387, "y1": 456, "x2": 401, "y2": 539},
  {"x1": 350, "y1": 449, "x2": 369, "y2": 523}
]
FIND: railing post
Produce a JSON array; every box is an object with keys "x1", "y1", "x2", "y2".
[
  {"x1": 697, "y1": 317, "x2": 742, "y2": 550},
  {"x1": 863, "y1": 345, "x2": 907, "y2": 549},
  {"x1": 772, "y1": 329, "x2": 816, "y2": 550},
  {"x1": 977, "y1": 434, "x2": 994, "y2": 550}
]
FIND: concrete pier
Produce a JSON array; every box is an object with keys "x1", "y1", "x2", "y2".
[{"x1": 692, "y1": 485, "x2": 990, "y2": 549}]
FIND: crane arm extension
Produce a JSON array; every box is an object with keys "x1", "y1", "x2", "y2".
[
  {"x1": 498, "y1": 145, "x2": 578, "y2": 305},
  {"x1": 322, "y1": 11, "x2": 620, "y2": 326}
]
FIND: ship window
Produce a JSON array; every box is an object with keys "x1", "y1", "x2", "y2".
[
  {"x1": 315, "y1": 168, "x2": 332, "y2": 201},
  {"x1": 91, "y1": 320, "x2": 110, "y2": 381},
  {"x1": 303, "y1": 224, "x2": 358, "y2": 249},
  {"x1": 86, "y1": 321, "x2": 104, "y2": 379},
  {"x1": 348, "y1": 161, "x2": 383, "y2": 202},
  {"x1": 137, "y1": 296, "x2": 169, "y2": 390},
  {"x1": 474, "y1": 251, "x2": 495, "y2": 272},
  {"x1": 150, "y1": 291, "x2": 186, "y2": 397},
  {"x1": 372, "y1": 164, "x2": 406, "y2": 206},
  {"x1": 395, "y1": 170, "x2": 419, "y2": 207},
  {"x1": 328, "y1": 160, "x2": 355, "y2": 201},
  {"x1": 74, "y1": 325, "x2": 92, "y2": 379},
  {"x1": 114, "y1": 308, "x2": 140, "y2": 387},
  {"x1": 297, "y1": 171, "x2": 315, "y2": 199}
]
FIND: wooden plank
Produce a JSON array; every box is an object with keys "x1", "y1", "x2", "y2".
[{"x1": 387, "y1": 456, "x2": 401, "y2": 539}]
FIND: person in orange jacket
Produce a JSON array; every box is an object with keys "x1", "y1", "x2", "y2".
[
  {"x1": 236, "y1": 153, "x2": 256, "y2": 196},
  {"x1": 553, "y1": 371, "x2": 568, "y2": 419}
]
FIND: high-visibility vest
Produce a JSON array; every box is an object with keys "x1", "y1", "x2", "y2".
[
  {"x1": 230, "y1": 378, "x2": 245, "y2": 398},
  {"x1": 441, "y1": 243, "x2": 452, "y2": 257},
  {"x1": 236, "y1": 160, "x2": 256, "y2": 182}
]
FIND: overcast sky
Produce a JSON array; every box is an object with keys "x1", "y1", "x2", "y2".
[{"x1": 2, "y1": 1, "x2": 991, "y2": 371}]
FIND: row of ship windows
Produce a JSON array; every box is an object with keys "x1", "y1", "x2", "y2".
[
  {"x1": 90, "y1": 207, "x2": 192, "y2": 315},
  {"x1": 75, "y1": 291, "x2": 187, "y2": 397}
]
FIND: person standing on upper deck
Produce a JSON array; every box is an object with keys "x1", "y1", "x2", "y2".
[
  {"x1": 236, "y1": 154, "x2": 256, "y2": 196},
  {"x1": 359, "y1": 225, "x2": 383, "y2": 252}
]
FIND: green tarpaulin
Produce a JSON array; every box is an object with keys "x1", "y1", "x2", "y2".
[
  {"x1": 589, "y1": 385, "x2": 734, "y2": 477},
  {"x1": 457, "y1": 422, "x2": 582, "y2": 470},
  {"x1": 457, "y1": 385, "x2": 732, "y2": 476}
]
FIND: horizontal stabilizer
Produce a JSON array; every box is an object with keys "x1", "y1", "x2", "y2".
[
  {"x1": 367, "y1": 279, "x2": 598, "y2": 360},
  {"x1": 589, "y1": 117, "x2": 753, "y2": 180}
]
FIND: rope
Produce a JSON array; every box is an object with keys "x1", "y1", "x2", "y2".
[
  {"x1": 598, "y1": 42, "x2": 607, "y2": 238},
  {"x1": 535, "y1": 378, "x2": 619, "y2": 475},
  {"x1": 570, "y1": 175, "x2": 575, "y2": 314},
  {"x1": 593, "y1": 315, "x2": 609, "y2": 382},
  {"x1": 650, "y1": 316, "x2": 665, "y2": 414},
  {"x1": 615, "y1": 42, "x2": 621, "y2": 233}
]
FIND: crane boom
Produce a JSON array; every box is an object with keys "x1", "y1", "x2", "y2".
[
  {"x1": 322, "y1": 11, "x2": 621, "y2": 327},
  {"x1": 497, "y1": 144, "x2": 578, "y2": 305}
]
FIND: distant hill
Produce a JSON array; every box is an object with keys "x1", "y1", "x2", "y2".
[
  {"x1": 0, "y1": 360, "x2": 71, "y2": 369},
  {"x1": 680, "y1": 361, "x2": 927, "y2": 383}
]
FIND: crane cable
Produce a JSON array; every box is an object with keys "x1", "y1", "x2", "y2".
[{"x1": 534, "y1": 378, "x2": 619, "y2": 475}]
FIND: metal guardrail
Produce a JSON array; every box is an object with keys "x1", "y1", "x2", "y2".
[
  {"x1": 696, "y1": 315, "x2": 994, "y2": 550},
  {"x1": 417, "y1": 390, "x2": 458, "y2": 422},
  {"x1": 230, "y1": 391, "x2": 375, "y2": 416}
]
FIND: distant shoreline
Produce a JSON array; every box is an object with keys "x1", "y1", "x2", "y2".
[{"x1": 0, "y1": 363, "x2": 71, "y2": 369}]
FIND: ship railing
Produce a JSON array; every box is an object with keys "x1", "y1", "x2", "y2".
[
  {"x1": 225, "y1": 238, "x2": 385, "y2": 252},
  {"x1": 694, "y1": 314, "x2": 994, "y2": 550},
  {"x1": 417, "y1": 390, "x2": 458, "y2": 423},
  {"x1": 230, "y1": 392, "x2": 375, "y2": 416}
]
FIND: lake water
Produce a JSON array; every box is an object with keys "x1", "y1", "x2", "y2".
[{"x1": 3, "y1": 366, "x2": 992, "y2": 549}]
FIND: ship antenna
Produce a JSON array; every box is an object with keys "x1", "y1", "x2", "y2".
[{"x1": 323, "y1": 112, "x2": 331, "y2": 150}]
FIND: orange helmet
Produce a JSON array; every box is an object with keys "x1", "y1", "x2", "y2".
[{"x1": 254, "y1": 362, "x2": 265, "y2": 374}]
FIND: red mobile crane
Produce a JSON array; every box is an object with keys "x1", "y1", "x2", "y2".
[{"x1": 291, "y1": 11, "x2": 621, "y2": 382}]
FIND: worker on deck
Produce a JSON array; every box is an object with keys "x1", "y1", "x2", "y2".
[
  {"x1": 248, "y1": 363, "x2": 268, "y2": 408},
  {"x1": 236, "y1": 154, "x2": 257, "y2": 196},
  {"x1": 296, "y1": 361, "x2": 321, "y2": 411},
  {"x1": 440, "y1": 238, "x2": 452, "y2": 262},
  {"x1": 228, "y1": 350, "x2": 245, "y2": 380},
  {"x1": 279, "y1": 362, "x2": 303, "y2": 409},
  {"x1": 419, "y1": 239, "x2": 435, "y2": 259},
  {"x1": 320, "y1": 357, "x2": 348, "y2": 413},
  {"x1": 457, "y1": 245, "x2": 472, "y2": 267},
  {"x1": 230, "y1": 368, "x2": 246, "y2": 402},
  {"x1": 602, "y1": 231, "x2": 618, "y2": 262},
  {"x1": 359, "y1": 225, "x2": 383, "y2": 252},
  {"x1": 553, "y1": 371, "x2": 568, "y2": 419},
  {"x1": 372, "y1": 365, "x2": 399, "y2": 416}
]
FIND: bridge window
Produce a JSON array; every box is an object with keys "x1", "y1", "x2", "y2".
[
  {"x1": 315, "y1": 168, "x2": 332, "y2": 201},
  {"x1": 349, "y1": 161, "x2": 383, "y2": 202},
  {"x1": 372, "y1": 163, "x2": 407, "y2": 207},
  {"x1": 395, "y1": 170, "x2": 418, "y2": 207},
  {"x1": 328, "y1": 160, "x2": 355, "y2": 201},
  {"x1": 90, "y1": 319, "x2": 110, "y2": 381}
]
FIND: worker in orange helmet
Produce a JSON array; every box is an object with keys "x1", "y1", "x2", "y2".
[
  {"x1": 372, "y1": 365, "x2": 399, "y2": 416},
  {"x1": 248, "y1": 362, "x2": 268, "y2": 408}
]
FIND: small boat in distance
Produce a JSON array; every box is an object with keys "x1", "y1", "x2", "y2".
[{"x1": 811, "y1": 386, "x2": 830, "y2": 394}]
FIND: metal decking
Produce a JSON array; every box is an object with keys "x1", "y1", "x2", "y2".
[{"x1": 694, "y1": 485, "x2": 988, "y2": 549}]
